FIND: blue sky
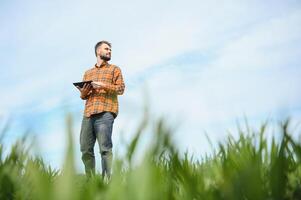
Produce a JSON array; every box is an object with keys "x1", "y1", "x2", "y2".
[{"x1": 1, "y1": 0, "x2": 301, "y2": 172}]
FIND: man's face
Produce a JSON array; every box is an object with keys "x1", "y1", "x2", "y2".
[{"x1": 97, "y1": 43, "x2": 111, "y2": 61}]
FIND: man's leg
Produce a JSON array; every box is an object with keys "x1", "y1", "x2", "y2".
[
  {"x1": 94, "y1": 112, "x2": 114, "y2": 179},
  {"x1": 80, "y1": 116, "x2": 96, "y2": 177}
]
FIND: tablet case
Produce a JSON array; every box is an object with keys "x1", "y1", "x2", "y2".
[{"x1": 73, "y1": 81, "x2": 92, "y2": 88}]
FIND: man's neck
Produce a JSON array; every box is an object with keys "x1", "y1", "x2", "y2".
[{"x1": 96, "y1": 57, "x2": 106, "y2": 67}]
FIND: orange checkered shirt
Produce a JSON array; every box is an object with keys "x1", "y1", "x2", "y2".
[{"x1": 82, "y1": 62, "x2": 125, "y2": 118}]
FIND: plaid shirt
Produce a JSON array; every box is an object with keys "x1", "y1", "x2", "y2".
[{"x1": 82, "y1": 62, "x2": 125, "y2": 117}]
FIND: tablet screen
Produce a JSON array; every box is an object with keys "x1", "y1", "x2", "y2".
[{"x1": 73, "y1": 81, "x2": 92, "y2": 88}]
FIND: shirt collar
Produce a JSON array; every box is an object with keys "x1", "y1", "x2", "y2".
[{"x1": 95, "y1": 61, "x2": 108, "y2": 68}]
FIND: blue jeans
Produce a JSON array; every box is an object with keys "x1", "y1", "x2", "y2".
[{"x1": 80, "y1": 112, "x2": 114, "y2": 178}]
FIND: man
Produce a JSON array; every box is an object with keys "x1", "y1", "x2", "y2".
[{"x1": 76, "y1": 40, "x2": 125, "y2": 179}]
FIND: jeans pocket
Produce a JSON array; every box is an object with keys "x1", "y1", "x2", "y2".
[{"x1": 103, "y1": 112, "x2": 115, "y2": 121}]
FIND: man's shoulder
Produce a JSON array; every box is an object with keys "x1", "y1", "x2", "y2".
[
  {"x1": 109, "y1": 63, "x2": 118, "y2": 68},
  {"x1": 109, "y1": 63, "x2": 122, "y2": 72},
  {"x1": 84, "y1": 66, "x2": 96, "y2": 74}
]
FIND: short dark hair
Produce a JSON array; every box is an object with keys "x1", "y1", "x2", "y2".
[{"x1": 95, "y1": 40, "x2": 111, "y2": 56}]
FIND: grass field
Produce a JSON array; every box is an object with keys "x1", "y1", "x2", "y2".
[{"x1": 0, "y1": 114, "x2": 301, "y2": 200}]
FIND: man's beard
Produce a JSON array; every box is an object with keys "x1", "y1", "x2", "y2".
[{"x1": 100, "y1": 54, "x2": 111, "y2": 61}]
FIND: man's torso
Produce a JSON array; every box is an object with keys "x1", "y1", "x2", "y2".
[{"x1": 83, "y1": 63, "x2": 119, "y2": 117}]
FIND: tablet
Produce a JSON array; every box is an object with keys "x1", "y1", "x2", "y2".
[{"x1": 73, "y1": 81, "x2": 92, "y2": 88}]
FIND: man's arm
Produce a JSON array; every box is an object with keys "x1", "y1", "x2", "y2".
[
  {"x1": 79, "y1": 84, "x2": 92, "y2": 100},
  {"x1": 77, "y1": 72, "x2": 93, "y2": 100}
]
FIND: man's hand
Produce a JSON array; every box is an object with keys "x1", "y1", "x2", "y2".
[
  {"x1": 92, "y1": 81, "x2": 106, "y2": 89},
  {"x1": 76, "y1": 83, "x2": 92, "y2": 99}
]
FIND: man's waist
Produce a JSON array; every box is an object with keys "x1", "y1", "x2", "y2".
[
  {"x1": 90, "y1": 111, "x2": 117, "y2": 119},
  {"x1": 85, "y1": 108, "x2": 118, "y2": 118}
]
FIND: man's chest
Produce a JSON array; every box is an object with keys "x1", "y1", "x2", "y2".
[{"x1": 86, "y1": 67, "x2": 115, "y2": 83}]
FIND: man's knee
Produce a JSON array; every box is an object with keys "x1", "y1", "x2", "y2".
[
  {"x1": 81, "y1": 149, "x2": 95, "y2": 161},
  {"x1": 101, "y1": 149, "x2": 112, "y2": 157},
  {"x1": 100, "y1": 149, "x2": 112, "y2": 156},
  {"x1": 99, "y1": 140, "x2": 112, "y2": 154}
]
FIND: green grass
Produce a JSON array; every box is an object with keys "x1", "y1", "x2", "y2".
[{"x1": 1, "y1": 115, "x2": 301, "y2": 200}]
